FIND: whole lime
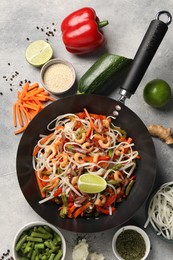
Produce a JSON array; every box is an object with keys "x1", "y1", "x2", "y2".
[{"x1": 143, "y1": 79, "x2": 171, "y2": 108}]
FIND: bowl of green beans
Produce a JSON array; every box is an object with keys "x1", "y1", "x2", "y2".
[{"x1": 12, "y1": 221, "x2": 66, "y2": 260}]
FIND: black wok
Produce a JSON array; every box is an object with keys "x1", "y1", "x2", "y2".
[{"x1": 16, "y1": 11, "x2": 171, "y2": 232}]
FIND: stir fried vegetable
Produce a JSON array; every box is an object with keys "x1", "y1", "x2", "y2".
[{"x1": 32, "y1": 109, "x2": 139, "y2": 218}]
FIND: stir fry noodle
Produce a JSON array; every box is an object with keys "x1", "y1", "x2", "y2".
[{"x1": 32, "y1": 109, "x2": 139, "y2": 218}]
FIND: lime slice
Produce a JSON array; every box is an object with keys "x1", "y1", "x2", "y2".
[
  {"x1": 78, "y1": 173, "x2": 107, "y2": 193},
  {"x1": 25, "y1": 40, "x2": 53, "y2": 67}
]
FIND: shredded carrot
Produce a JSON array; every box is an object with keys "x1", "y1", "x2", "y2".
[
  {"x1": 19, "y1": 104, "x2": 28, "y2": 125},
  {"x1": 84, "y1": 108, "x2": 99, "y2": 132},
  {"x1": 14, "y1": 125, "x2": 28, "y2": 135},
  {"x1": 13, "y1": 103, "x2": 17, "y2": 127},
  {"x1": 73, "y1": 202, "x2": 92, "y2": 218},
  {"x1": 68, "y1": 204, "x2": 77, "y2": 218},
  {"x1": 34, "y1": 171, "x2": 46, "y2": 198},
  {"x1": 12, "y1": 81, "x2": 55, "y2": 135},
  {"x1": 28, "y1": 83, "x2": 39, "y2": 91},
  {"x1": 32, "y1": 133, "x2": 54, "y2": 156},
  {"x1": 16, "y1": 103, "x2": 23, "y2": 127}
]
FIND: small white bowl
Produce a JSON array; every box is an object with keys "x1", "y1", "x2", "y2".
[
  {"x1": 40, "y1": 58, "x2": 76, "y2": 95},
  {"x1": 112, "y1": 225, "x2": 150, "y2": 260},
  {"x1": 12, "y1": 221, "x2": 66, "y2": 260}
]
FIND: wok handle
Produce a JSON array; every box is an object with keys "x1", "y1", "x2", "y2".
[{"x1": 119, "y1": 11, "x2": 172, "y2": 102}]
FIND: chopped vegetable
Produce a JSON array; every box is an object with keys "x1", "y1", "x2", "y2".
[
  {"x1": 15, "y1": 224, "x2": 64, "y2": 259},
  {"x1": 12, "y1": 82, "x2": 55, "y2": 135},
  {"x1": 33, "y1": 110, "x2": 139, "y2": 218},
  {"x1": 61, "y1": 7, "x2": 108, "y2": 54},
  {"x1": 147, "y1": 124, "x2": 173, "y2": 144}
]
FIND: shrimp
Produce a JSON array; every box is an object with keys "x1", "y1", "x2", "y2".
[
  {"x1": 98, "y1": 136, "x2": 111, "y2": 148},
  {"x1": 95, "y1": 194, "x2": 106, "y2": 206},
  {"x1": 74, "y1": 153, "x2": 85, "y2": 164},
  {"x1": 45, "y1": 145, "x2": 56, "y2": 159},
  {"x1": 56, "y1": 153, "x2": 69, "y2": 168},
  {"x1": 114, "y1": 171, "x2": 124, "y2": 182},
  {"x1": 93, "y1": 153, "x2": 100, "y2": 163},
  {"x1": 103, "y1": 118, "x2": 111, "y2": 128},
  {"x1": 71, "y1": 176, "x2": 79, "y2": 186},
  {"x1": 74, "y1": 133, "x2": 86, "y2": 144},
  {"x1": 82, "y1": 142, "x2": 93, "y2": 152},
  {"x1": 115, "y1": 146, "x2": 124, "y2": 156}
]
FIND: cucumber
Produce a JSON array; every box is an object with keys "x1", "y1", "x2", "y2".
[{"x1": 77, "y1": 53, "x2": 132, "y2": 94}]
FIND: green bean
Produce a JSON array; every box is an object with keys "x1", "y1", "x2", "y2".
[
  {"x1": 23, "y1": 241, "x2": 32, "y2": 254},
  {"x1": 53, "y1": 232, "x2": 62, "y2": 243},
  {"x1": 31, "y1": 231, "x2": 52, "y2": 239},
  {"x1": 54, "y1": 249, "x2": 63, "y2": 260},
  {"x1": 125, "y1": 179, "x2": 135, "y2": 195},
  {"x1": 43, "y1": 225, "x2": 52, "y2": 232},
  {"x1": 49, "y1": 239, "x2": 56, "y2": 250},
  {"x1": 27, "y1": 242, "x2": 34, "y2": 258},
  {"x1": 49, "y1": 253, "x2": 55, "y2": 260},
  {"x1": 15, "y1": 225, "x2": 64, "y2": 260},
  {"x1": 37, "y1": 226, "x2": 48, "y2": 234},
  {"x1": 15, "y1": 234, "x2": 28, "y2": 252},
  {"x1": 44, "y1": 240, "x2": 51, "y2": 248},
  {"x1": 27, "y1": 236, "x2": 43, "y2": 242},
  {"x1": 34, "y1": 243, "x2": 45, "y2": 249}
]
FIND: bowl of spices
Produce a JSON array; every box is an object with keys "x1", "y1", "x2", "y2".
[
  {"x1": 112, "y1": 225, "x2": 150, "y2": 260},
  {"x1": 40, "y1": 58, "x2": 76, "y2": 95}
]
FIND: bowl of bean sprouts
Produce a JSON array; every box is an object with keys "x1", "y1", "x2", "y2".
[{"x1": 144, "y1": 181, "x2": 173, "y2": 242}]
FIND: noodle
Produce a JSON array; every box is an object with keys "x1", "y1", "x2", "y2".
[
  {"x1": 33, "y1": 110, "x2": 139, "y2": 218},
  {"x1": 144, "y1": 182, "x2": 173, "y2": 240}
]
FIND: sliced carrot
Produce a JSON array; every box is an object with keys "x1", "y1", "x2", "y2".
[
  {"x1": 13, "y1": 103, "x2": 17, "y2": 127},
  {"x1": 32, "y1": 133, "x2": 54, "y2": 156},
  {"x1": 28, "y1": 83, "x2": 39, "y2": 91},
  {"x1": 14, "y1": 125, "x2": 28, "y2": 135},
  {"x1": 16, "y1": 103, "x2": 23, "y2": 127},
  {"x1": 18, "y1": 82, "x2": 29, "y2": 99},
  {"x1": 83, "y1": 156, "x2": 94, "y2": 162},
  {"x1": 25, "y1": 87, "x2": 44, "y2": 98},
  {"x1": 89, "y1": 113, "x2": 106, "y2": 120},
  {"x1": 19, "y1": 104, "x2": 28, "y2": 125},
  {"x1": 23, "y1": 103, "x2": 39, "y2": 111},
  {"x1": 13, "y1": 82, "x2": 55, "y2": 135},
  {"x1": 34, "y1": 171, "x2": 46, "y2": 198},
  {"x1": 84, "y1": 108, "x2": 99, "y2": 132},
  {"x1": 73, "y1": 202, "x2": 92, "y2": 218},
  {"x1": 68, "y1": 204, "x2": 77, "y2": 218}
]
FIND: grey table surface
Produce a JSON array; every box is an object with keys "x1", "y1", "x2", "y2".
[{"x1": 0, "y1": 0, "x2": 173, "y2": 259}]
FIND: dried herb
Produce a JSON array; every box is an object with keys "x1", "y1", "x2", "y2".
[{"x1": 116, "y1": 229, "x2": 146, "y2": 260}]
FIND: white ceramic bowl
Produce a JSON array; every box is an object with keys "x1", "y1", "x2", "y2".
[
  {"x1": 12, "y1": 221, "x2": 66, "y2": 260},
  {"x1": 40, "y1": 58, "x2": 76, "y2": 95},
  {"x1": 112, "y1": 225, "x2": 150, "y2": 260}
]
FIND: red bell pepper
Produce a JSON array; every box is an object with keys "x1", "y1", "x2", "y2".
[{"x1": 61, "y1": 7, "x2": 108, "y2": 54}]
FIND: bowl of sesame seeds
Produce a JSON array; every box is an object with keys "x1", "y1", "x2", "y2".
[{"x1": 40, "y1": 58, "x2": 76, "y2": 95}]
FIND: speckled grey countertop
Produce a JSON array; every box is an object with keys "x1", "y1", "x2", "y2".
[{"x1": 0, "y1": 0, "x2": 173, "y2": 259}]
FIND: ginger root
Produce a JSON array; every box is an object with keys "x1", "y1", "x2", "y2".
[{"x1": 147, "y1": 124, "x2": 173, "y2": 144}]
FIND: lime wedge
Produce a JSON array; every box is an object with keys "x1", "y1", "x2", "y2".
[
  {"x1": 78, "y1": 173, "x2": 107, "y2": 194},
  {"x1": 25, "y1": 40, "x2": 53, "y2": 67}
]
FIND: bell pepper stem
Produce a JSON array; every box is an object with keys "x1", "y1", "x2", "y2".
[{"x1": 98, "y1": 20, "x2": 109, "y2": 29}]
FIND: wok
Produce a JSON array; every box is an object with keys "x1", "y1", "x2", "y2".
[{"x1": 16, "y1": 11, "x2": 171, "y2": 232}]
